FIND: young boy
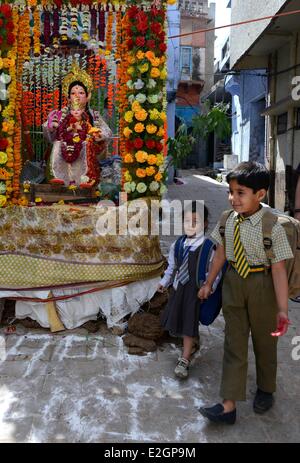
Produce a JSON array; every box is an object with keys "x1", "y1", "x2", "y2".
[{"x1": 198, "y1": 161, "x2": 293, "y2": 424}]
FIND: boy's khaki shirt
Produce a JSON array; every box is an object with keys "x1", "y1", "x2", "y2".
[{"x1": 211, "y1": 207, "x2": 294, "y2": 266}]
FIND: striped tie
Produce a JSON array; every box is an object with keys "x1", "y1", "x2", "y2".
[
  {"x1": 233, "y1": 215, "x2": 250, "y2": 278},
  {"x1": 177, "y1": 246, "x2": 191, "y2": 285}
]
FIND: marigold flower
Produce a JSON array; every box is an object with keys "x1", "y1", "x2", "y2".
[
  {"x1": 134, "y1": 123, "x2": 145, "y2": 133},
  {"x1": 136, "y1": 168, "x2": 147, "y2": 178},
  {"x1": 146, "y1": 124, "x2": 157, "y2": 134},
  {"x1": 150, "y1": 67, "x2": 160, "y2": 78},
  {"x1": 135, "y1": 151, "x2": 148, "y2": 163}
]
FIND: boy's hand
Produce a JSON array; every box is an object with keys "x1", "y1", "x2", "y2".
[
  {"x1": 271, "y1": 312, "x2": 291, "y2": 337},
  {"x1": 198, "y1": 282, "x2": 212, "y2": 300},
  {"x1": 157, "y1": 284, "x2": 165, "y2": 293}
]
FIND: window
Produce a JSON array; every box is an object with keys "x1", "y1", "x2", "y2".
[
  {"x1": 180, "y1": 46, "x2": 192, "y2": 80},
  {"x1": 277, "y1": 113, "x2": 287, "y2": 134}
]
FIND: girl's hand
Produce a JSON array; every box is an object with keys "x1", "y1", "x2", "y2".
[
  {"x1": 157, "y1": 284, "x2": 165, "y2": 293},
  {"x1": 271, "y1": 312, "x2": 291, "y2": 337},
  {"x1": 198, "y1": 282, "x2": 212, "y2": 300}
]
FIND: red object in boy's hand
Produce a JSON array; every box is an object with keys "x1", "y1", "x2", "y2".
[{"x1": 271, "y1": 315, "x2": 291, "y2": 337}]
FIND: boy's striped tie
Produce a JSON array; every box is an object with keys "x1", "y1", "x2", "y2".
[
  {"x1": 233, "y1": 215, "x2": 250, "y2": 278},
  {"x1": 177, "y1": 246, "x2": 191, "y2": 285}
]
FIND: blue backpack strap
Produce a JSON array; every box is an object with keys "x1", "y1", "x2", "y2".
[
  {"x1": 196, "y1": 238, "x2": 215, "y2": 289},
  {"x1": 174, "y1": 235, "x2": 187, "y2": 268}
]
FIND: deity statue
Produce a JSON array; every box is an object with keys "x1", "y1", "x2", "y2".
[{"x1": 43, "y1": 62, "x2": 112, "y2": 188}]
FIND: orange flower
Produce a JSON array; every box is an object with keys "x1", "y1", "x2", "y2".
[
  {"x1": 136, "y1": 168, "x2": 147, "y2": 178},
  {"x1": 124, "y1": 153, "x2": 134, "y2": 163},
  {"x1": 155, "y1": 172, "x2": 163, "y2": 182}
]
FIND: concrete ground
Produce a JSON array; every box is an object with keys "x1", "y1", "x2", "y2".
[{"x1": 0, "y1": 170, "x2": 300, "y2": 443}]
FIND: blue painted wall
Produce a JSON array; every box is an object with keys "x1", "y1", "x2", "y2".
[{"x1": 226, "y1": 70, "x2": 268, "y2": 164}]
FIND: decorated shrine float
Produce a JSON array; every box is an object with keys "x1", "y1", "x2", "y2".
[{"x1": 0, "y1": 0, "x2": 175, "y2": 331}]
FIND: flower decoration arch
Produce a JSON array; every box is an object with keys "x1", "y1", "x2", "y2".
[{"x1": 0, "y1": 0, "x2": 174, "y2": 206}]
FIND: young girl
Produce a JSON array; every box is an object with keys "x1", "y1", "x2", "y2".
[{"x1": 158, "y1": 201, "x2": 209, "y2": 379}]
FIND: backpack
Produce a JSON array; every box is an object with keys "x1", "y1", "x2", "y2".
[
  {"x1": 174, "y1": 235, "x2": 227, "y2": 325},
  {"x1": 218, "y1": 208, "x2": 300, "y2": 301}
]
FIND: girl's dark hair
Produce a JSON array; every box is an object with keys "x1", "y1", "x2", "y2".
[
  {"x1": 183, "y1": 201, "x2": 208, "y2": 222},
  {"x1": 226, "y1": 161, "x2": 270, "y2": 192}
]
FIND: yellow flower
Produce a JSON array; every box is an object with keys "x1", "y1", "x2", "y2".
[
  {"x1": 132, "y1": 101, "x2": 141, "y2": 112},
  {"x1": 146, "y1": 124, "x2": 157, "y2": 134},
  {"x1": 147, "y1": 155, "x2": 157, "y2": 165},
  {"x1": 0, "y1": 195, "x2": 7, "y2": 208},
  {"x1": 73, "y1": 136, "x2": 80, "y2": 143},
  {"x1": 160, "y1": 68, "x2": 168, "y2": 79},
  {"x1": 124, "y1": 111, "x2": 134, "y2": 123},
  {"x1": 127, "y1": 66, "x2": 135, "y2": 76},
  {"x1": 136, "y1": 51, "x2": 145, "y2": 60},
  {"x1": 157, "y1": 127, "x2": 165, "y2": 137},
  {"x1": 124, "y1": 153, "x2": 134, "y2": 163},
  {"x1": 155, "y1": 172, "x2": 163, "y2": 182},
  {"x1": 156, "y1": 154, "x2": 164, "y2": 166},
  {"x1": 135, "y1": 109, "x2": 148, "y2": 122},
  {"x1": 149, "y1": 109, "x2": 161, "y2": 121},
  {"x1": 135, "y1": 151, "x2": 148, "y2": 163},
  {"x1": 0, "y1": 152, "x2": 8, "y2": 165},
  {"x1": 68, "y1": 185, "x2": 77, "y2": 191},
  {"x1": 138, "y1": 63, "x2": 149, "y2": 73},
  {"x1": 168, "y1": 0, "x2": 177, "y2": 4},
  {"x1": 136, "y1": 168, "x2": 147, "y2": 178},
  {"x1": 123, "y1": 127, "x2": 133, "y2": 138},
  {"x1": 35, "y1": 197, "x2": 43, "y2": 203},
  {"x1": 146, "y1": 166, "x2": 156, "y2": 176},
  {"x1": 160, "y1": 111, "x2": 167, "y2": 121},
  {"x1": 150, "y1": 67, "x2": 160, "y2": 78},
  {"x1": 134, "y1": 123, "x2": 145, "y2": 133},
  {"x1": 104, "y1": 50, "x2": 111, "y2": 56},
  {"x1": 124, "y1": 171, "x2": 132, "y2": 182}
]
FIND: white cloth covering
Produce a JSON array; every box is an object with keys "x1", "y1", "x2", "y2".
[{"x1": 0, "y1": 277, "x2": 160, "y2": 329}]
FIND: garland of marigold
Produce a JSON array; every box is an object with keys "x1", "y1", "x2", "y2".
[{"x1": 121, "y1": 2, "x2": 168, "y2": 199}]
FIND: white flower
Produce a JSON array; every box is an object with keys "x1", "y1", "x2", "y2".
[
  {"x1": 127, "y1": 80, "x2": 134, "y2": 89},
  {"x1": 135, "y1": 93, "x2": 147, "y2": 103},
  {"x1": 147, "y1": 94, "x2": 159, "y2": 104},
  {"x1": 149, "y1": 181, "x2": 159, "y2": 192},
  {"x1": 134, "y1": 79, "x2": 145, "y2": 90},
  {"x1": 124, "y1": 182, "x2": 136, "y2": 193},
  {"x1": 147, "y1": 79, "x2": 156, "y2": 89},
  {"x1": 136, "y1": 182, "x2": 147, "y2": 193},
  {"x1": 128, "y1": 94, "x2": 135, "y2": 104},
  {"x1": 80, "y1": 175, "x2": 90, "y2": 184},
  {"x1": 0, "y1": 182, "x2": 6, "y2": 194}
]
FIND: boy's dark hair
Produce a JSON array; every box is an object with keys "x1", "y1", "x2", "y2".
[
  {"x1": 226, "y1": 161, "x2": 270, "y2": 192},
  {"x1": 183, "y1": 201, "x2": 208, "y2": 222}
]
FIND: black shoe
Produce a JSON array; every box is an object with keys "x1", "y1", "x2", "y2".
[
  {"x1": 198, "y1": 403, "x2": 236, "y2": 425},
  {"x1": 253, "y1": 389, "x2": 274, "y2": 414}
]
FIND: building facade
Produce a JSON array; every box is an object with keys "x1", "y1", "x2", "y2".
[
  {"x1": 175, "y1": 0, "x2": 215, "y2": 167},
  {"x1": 230, "y1": 0, "x2": 300, "y2": 211}
]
